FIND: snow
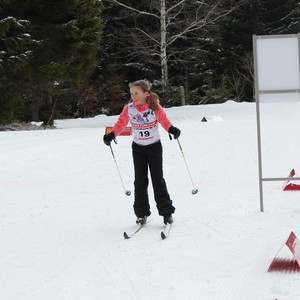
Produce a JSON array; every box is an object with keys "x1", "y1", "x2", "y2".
[{"x1": 1, "y1": 101, "x2": 300, "y2": 300}]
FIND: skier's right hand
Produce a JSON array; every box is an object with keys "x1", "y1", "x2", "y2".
[{"x1": 103, "y1": 131, "x2": 116, "y2": 146}]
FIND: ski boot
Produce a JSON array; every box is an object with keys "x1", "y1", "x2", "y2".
[
  {"x1": 136, "y1": 215, "x2": 148, "y2": 225},
  {"x1": 163, "y1": 215, "x2": 173, "y2": 225}
]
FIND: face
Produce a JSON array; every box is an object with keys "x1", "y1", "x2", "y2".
[{"x1": 130, "y1": 85, "x2": 148, "y2": 106}]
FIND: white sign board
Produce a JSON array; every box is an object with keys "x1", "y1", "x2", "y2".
[{"x1": 256, "y1": 36, "x2": 300, "y2": 92}]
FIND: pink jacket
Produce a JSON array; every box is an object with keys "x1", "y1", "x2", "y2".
[{"x1": 112, "y1": 101, "x2": 172, "y2": 137}]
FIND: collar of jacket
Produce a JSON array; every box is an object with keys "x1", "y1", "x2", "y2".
[{"x1": 131, "y1": 100, "x2": 151, "y2": 112}]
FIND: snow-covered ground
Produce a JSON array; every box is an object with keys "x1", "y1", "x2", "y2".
[{"x1": 1, "y1": 101, "x2": 300, "y2": 300}]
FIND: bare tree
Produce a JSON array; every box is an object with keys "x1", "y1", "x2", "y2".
[
  {"x1": 109, "y1": 0, "x2": 245, "y2": 90},
  {"x1": 227, "y1": 51, "x2": 254, "y2": 101}
]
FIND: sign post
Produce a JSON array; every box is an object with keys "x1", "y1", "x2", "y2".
[{"x1": 253, "y1": 33, "x2": 300, "y2": 211}]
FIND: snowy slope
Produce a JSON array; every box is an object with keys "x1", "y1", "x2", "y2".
[{"x1": 1, "y1": 101, "x2": 300, "y2": 300}]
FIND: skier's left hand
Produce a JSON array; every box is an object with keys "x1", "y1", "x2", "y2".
[{"x1": 168, "y1": 126, "x2": 181, "y2": 139}]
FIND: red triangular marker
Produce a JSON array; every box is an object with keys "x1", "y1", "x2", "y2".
[
  {"x1": 268, "y1": 232, "x2": 300, "y2": 272},
  {"x1": 283, "y1": 169, "x2": 300, "y2": 190}
]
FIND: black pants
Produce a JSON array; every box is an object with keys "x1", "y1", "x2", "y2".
[{"x1": 132, "y1": 140, "x2": 175, "y2": 217}]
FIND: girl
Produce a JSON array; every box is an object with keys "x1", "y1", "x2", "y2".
[{"x1": 103, "y1": 80, "x2": 180, "y2": 225}]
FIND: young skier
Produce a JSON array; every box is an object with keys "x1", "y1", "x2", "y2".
[{"x1": 103, "y1": 80, "x2": 181, "y2": 225}]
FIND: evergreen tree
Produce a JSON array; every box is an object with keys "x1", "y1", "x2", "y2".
[
  {"x1": 1, "y1": 0, "x2": 103, "y2": 124},
  {"x1": 259, "y1": 0, "x2": 300, "y2": 34},
  {"x1": 16, "y1": 0, "x2": 103, "y2": 123},
  {"x1": 215, "y1": 0, "x2": 263, "y2": 101},
  {"x1": 216, "y1": 0, "x2": 300, "y2": 101},
  {"x1": 0, "y1": 1, "x2": 35, "y2": 123}
]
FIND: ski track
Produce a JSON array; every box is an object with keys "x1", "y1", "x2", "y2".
[{"x1": 1, "y1": 102, "x2": 300, "y2": 299}]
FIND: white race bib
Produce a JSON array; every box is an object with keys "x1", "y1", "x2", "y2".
[{"x1": 128, "y1": 103, "x2": 160, "y2": 145}]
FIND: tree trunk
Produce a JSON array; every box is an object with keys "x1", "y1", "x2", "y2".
[
  {"x1": 180, "y1": 86, "x2": 185, "y2": 106},
  {"x1": 160, "y1": 0, "x2": 168, "y2": 91},
  {"x1": 30, "y1": 96, "x2": 44, "y2": 122}
]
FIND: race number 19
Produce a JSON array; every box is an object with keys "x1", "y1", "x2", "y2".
[{"x1": 139, "y1": 131, "x2": 150, "y2": 137}]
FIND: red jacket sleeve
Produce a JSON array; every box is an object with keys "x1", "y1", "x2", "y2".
[
  {"x1": 155, "y1": 104, "x2": 172, "y2": 131},
  {"x1": 111, "y1": 105, "x2": 129, "y2": 136}
]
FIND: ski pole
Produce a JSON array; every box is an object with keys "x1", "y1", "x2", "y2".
[
  {"x1": 176, "y1": 139, "x2": 198, "y2": 195},
  {"x1": 109, "y1": 144, "x2": 131, "y2": 196}
]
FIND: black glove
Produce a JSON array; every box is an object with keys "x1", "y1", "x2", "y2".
[
  {"x1": 168, "y1": 126, "x2": 181, "y2": 139},
  {"x1": 103, "y1": 131, "x2": 116, "y2": 146}
]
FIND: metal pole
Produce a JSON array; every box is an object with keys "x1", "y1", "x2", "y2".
[
  {"x1": 253, "y1": 34, "x2": 264, "y2": 212},
  {"x1": 176, "y1": 139, "x2": 198, "y2": 195},
  {"x1": 109, "y1": 145, "x2": 131, "y2": 196}
]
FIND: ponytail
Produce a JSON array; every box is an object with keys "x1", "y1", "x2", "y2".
[{"x1": 148, "y1": 91, "x2": 159, "y2": 111}]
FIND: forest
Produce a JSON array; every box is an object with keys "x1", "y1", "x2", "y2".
[{"x1": 0, "y1": 0, "x2": 299, "y2": 125}]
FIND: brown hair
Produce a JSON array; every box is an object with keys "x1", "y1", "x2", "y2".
[{"x1": 129, "y1": 80, "x2": 159, "y2": 110}]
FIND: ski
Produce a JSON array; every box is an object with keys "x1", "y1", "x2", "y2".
[
  {"x1": 161, "y1": 223, "x2": 172, "y2": 240},
  {"x1": 123, "y1": 223, "x2": 145, "y2": 239},
  {"x1": 123, "y1": 219, "x2": 173, "y2": 239},
  {"x1": 123, "y1": 217, "x2": 149, "y2": 239}
]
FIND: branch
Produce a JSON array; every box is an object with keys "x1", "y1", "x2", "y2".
[
  {"x1": 133, "y1": 20, "x2": 160, "y2": 46},
  {"x1": 166, "y1": 0, "x2": 245, "y2": 47},
  {"x1": 165, "y1": 0, "x2": 185, "y2": 16},
  {"x1": 111, "y1": 0, "x2": 160, "y2": 19}
]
